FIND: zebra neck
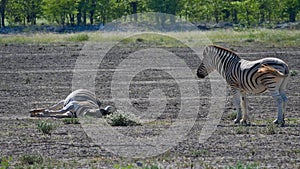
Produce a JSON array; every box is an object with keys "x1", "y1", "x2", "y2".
[{"x1": 212, "y1": 50, "x2": 241, "y2": 77}]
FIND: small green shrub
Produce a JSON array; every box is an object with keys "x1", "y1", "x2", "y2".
[
  {"x1": 226, "y1": 161, "x2": 259, "y2": 169},
  {"x1": 235, "y1": 125, "x2": 249, "y2": 134},
  {"x1": 25, "y1": 77, "x2": 31, "y2": 84},
  {"x1": 143, "y1": 165, "x2": 161, "y2": 169},
  {"x1": 189, "y1": 150, "x2": 209, "y2": 157},
  {"x1": 63, "y1": 118, "x2": 80, "y2": 124},
  {"x1": 106, "y1": 111, "x2": 141, "y2": 126},
  {"x1": 66, "y1": 34, "x2": 89, "y2": 42},
  {"x1": 36, "y1": 121, "x2": 55, "y2": 135},
  {"x1": 20, "y1": 155, "x2": 43, "y2": 165},
  {"x1": 290, "y1": 70, "x2": 298, "y2": 76},
  {"x1": 227, "y1": 112, "x2": 237, "y2": 121},
  {"x1": 264, "y1": 121, "x2": 276, "y2": 135},
  {"x1": 286, "y1": 118, "x2": 299, "y2": 125},
  {"x1": 114, "y1": 164, "x2": 135, "y2": 169},
  {"x1": 0, "y1": 157, "x2": 12, "y2": 169}
]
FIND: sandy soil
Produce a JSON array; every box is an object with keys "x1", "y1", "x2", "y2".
[{"x1": 0, "y1": 42, "x2": 299, "y2": 168}]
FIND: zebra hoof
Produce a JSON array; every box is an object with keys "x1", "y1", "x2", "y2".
[
  {"x1": 273, "y1": 119, "x2": 285, "y2": 127},
  {"x1": 240, "y1": 119, "x2": 251, "y2": 126},
  {"x1": 234, "y1": 118, "x2": 241, "y2": 124}
]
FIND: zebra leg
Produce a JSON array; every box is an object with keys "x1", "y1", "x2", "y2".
[
  {"x1": 43, "y1": 102, "x2": 76, "y2": 118},
  {"x1": 270, "y1": 91, "x2": 285, "y2": 126},
  {"x1": 30, "y1": 100, "x2": 65, "y2": 117},
  {"x1": 273, "y1": 77, "x2": 289, "y2": 126},
  {"x1": 49, "y1": 111, "x2": 74, "y2": 118},
  {"x1": 232, "y1": 90, "x2": 242, "y2": 124},
  {"x1": 240, "y1": 94, "x2": 250, "y2": 125},
  {"x1": 46, "y1": 100, "x2": 65, "y2": 111}
]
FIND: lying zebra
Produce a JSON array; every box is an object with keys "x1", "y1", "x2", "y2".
[
  {"x1": 30, "y1": 89, "x2": 113, "y2": 118},
  {"x1": 197, "y1": 45, "x2": 289, "y2": 126}
]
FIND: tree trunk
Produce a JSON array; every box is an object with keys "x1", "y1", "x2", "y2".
[
  {"x1": 0, "y1": 0, "x2": 7, "y2": 27},
  {"x1": 83, "y1": 11, "x2": 87, "y2": 25},
  {"x1": 232, "y1": 8, "x2": 238, "y2": 24},
  {"x1": 70, "y1": 14, "x2": 75, "y2": 26},
  {"x1": 289, "y1": 11, "x2": 296, "y2": 22},
  {"x1": 90, "y1": 11, "x2": 94, "y2": 25},
  {"x1": 77, "y1": 12, "x2": 82, "y2": 25},
  {"x1": 130, "y1": 1, "x2": 138, "y2": 22}
]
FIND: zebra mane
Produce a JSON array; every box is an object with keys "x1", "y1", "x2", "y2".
[{"x1": 208, "y1": 45, "x2": 241, "y2": 59}]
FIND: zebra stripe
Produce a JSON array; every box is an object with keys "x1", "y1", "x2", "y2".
[
  {"x1": 63, "y1": 89, "x2": 102, "y2": 117},
  {"x1": 64, "y1": 89, "x2": 101, "y2": 108},
  {"x1": 30, "y1": 89, "x2": 112, "y2": 118},
  {"x1": 197, "y1": 45, "x2": 290, "y2": 126}
]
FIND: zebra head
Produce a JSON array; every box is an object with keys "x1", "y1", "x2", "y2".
[
  {"x1": 196, "y1": 62, "x2": 208, "y2": 78},
  {"x1": 196, "y1": 46, "x2": 216, "y2": 78},
  {"x1": 196, "y1": 59, "x2": 214, "y2": 78},
  {"x1": 100, "y1": 106, "x2": 115, "y2": 116}
]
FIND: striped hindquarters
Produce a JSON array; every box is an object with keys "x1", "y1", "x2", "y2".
[
  {"x1": 64, "y1": 89, "x2": 102, "y2": 108},
  {"x1": 201, "y1": 45, "x2": 289, "y2": 94},
  {"x1": 233, "y1": 58, "x2": 289, "y2": 94}
]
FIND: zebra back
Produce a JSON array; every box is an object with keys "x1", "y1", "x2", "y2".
[
  {"x1": 202, "y1": 45, "x2": 289, "y2": 93},
  {"x1": 64, "y1": 89, "x2": 102, "y2": 108}
]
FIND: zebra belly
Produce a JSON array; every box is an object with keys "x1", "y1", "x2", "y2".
[{"x1": 241, "y1": 85, "x2": 267, "y2": 94}]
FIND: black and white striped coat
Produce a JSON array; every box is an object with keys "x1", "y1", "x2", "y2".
[
  {"x1": 30, "y1": 89, "x2": 113, "y2": 118},
  {"x1": 197, "y1": 45, "x2": 289, "y2": 126}
]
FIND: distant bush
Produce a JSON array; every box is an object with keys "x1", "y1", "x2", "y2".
[
  {"x1": 106, "y1": 110, "x2": 141, "y2": 126},
  {"x1": 66, "y1": 34, "x2": 89, "y2": 42}
]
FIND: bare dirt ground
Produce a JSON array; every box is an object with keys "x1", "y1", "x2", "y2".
[{"x1": 0, "y1": 42, "x2": 299, "y2": 168}]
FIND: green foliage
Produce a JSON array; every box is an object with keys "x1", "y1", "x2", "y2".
[
  {"x1": 106, "y1": 110, "x2": 141, "y2": 126},
  {"x1": 36, "y1": 121, "x2": 55, "y2": 135},
  {"x1": 286, "y1": 118, "x2": 299, "y2": 124},
  {"x1": 227, "y1": 112, "x2": 237, "y2": 121},
  {"x1": 293, "y1": 149, "x2": 300, "y2": 154},
  {"x1": 25, "y1": 77, "x2": 31, "y2": 84},
  {"x1": 66, "y1": 34, "x2": 89, "y2": 42},
  {"x1": 143, "y1": 165, "x2": 161, "y2": 169},
  {"x1": 0, "y1": 157, "x2": 12, "y2": 169},
  {"x1": 1, "y1": 0, "x2": 300, "y2": 27},
  {"x1": 290, "y1": 70, "x2": 298, "y2": 76},
  {"x1": 113, "y1": 164, "x2": 135, "y2": 169},
  {"x1": 114, "y1": 164, "x2": 161, "y2": 169},
  {"x1": 225, "y1": 161, "x2": 259, "y2": 169},
  {"x1": 42, "y1": 0, "x2": 78, "y2": 25},
  {"x1": 235, "y1": 125, "x2": 250, "y2": 134},
  {"x1": 20, "y1": 155, "x2": 43, "y2": 165},
  {"x1": 63, "y1": 118, "x2": 80, "y2": 124},
  {"x1": 189, "y1": 150, "x2": 210, "y2": 157},
  {"x1": 6, "y1": 0, "x2": 43, "y2": 25},
  {"x1": 264, "y1": 121, "x2": 277, "y2": 135}
]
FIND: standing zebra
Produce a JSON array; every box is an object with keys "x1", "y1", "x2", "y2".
[
  {"x1": 30, "y1": 89, "x2": 114, "y2": 118},
  {"x1": 197, "y1": 45, "x2": 289, "y2": 126}
]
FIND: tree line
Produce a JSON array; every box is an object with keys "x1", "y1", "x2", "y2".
[{"x1": 0, "y1": 0, "x2": 299, "y2": 28}]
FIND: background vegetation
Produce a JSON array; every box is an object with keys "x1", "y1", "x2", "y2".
[{"x1": 0, "y1": 0, "x2": 299, "y2": 28}]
